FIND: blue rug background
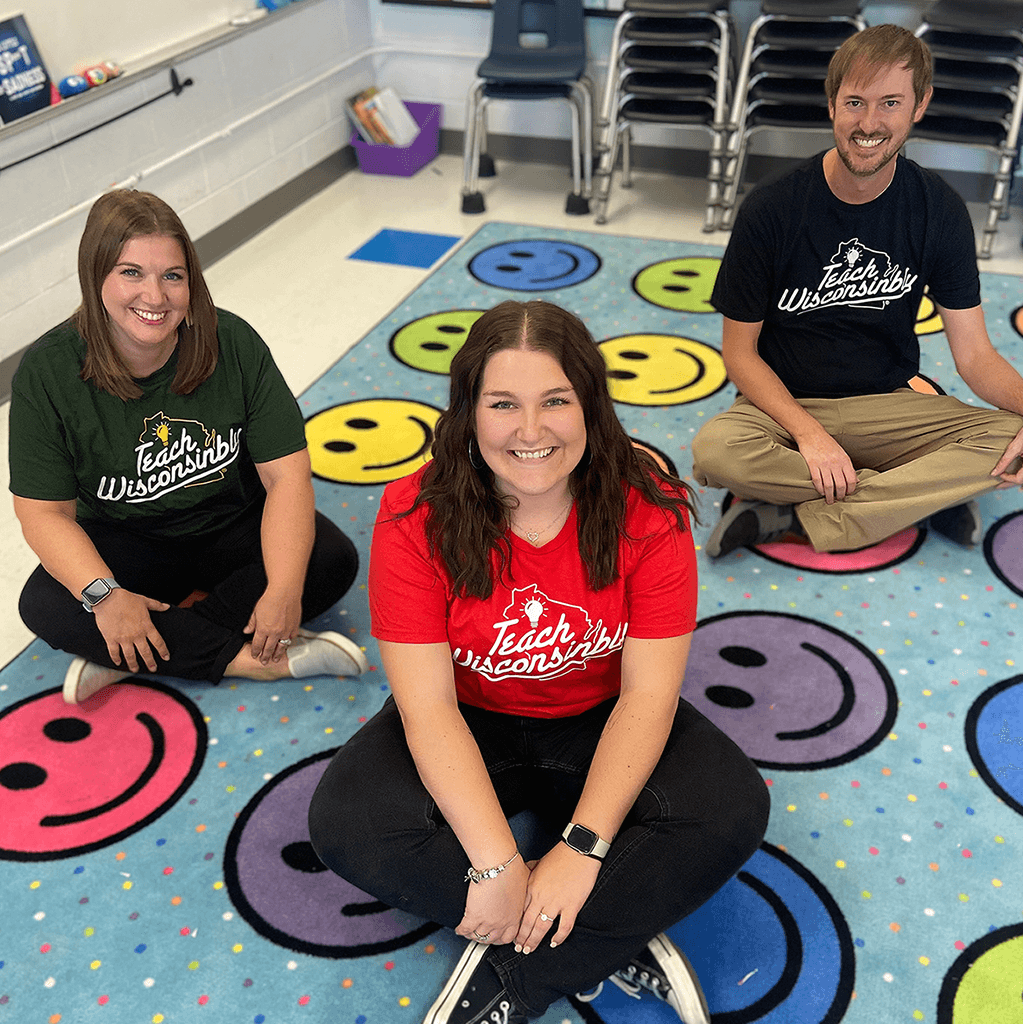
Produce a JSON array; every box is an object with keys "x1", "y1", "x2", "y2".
[{"x1": 1, "y1": 221, "x2": 1021, "y2": 1024}]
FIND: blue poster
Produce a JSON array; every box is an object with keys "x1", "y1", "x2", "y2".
[{"x1": 0, "y1": 15, "x2": 52, "y2": 123}]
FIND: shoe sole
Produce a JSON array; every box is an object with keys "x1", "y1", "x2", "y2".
[
  {"x1": 423, "y1": 941, "x2": 489, "y2": 1024},
  {"x1": 62, "y1": 658, "x2": 86, "y2": 704},
  {"x1": 648, "y1": 933, "x2": 711, "y2": 1024},
  {"x1": 296, "y1": 628, "x2": 369, "y2": 675}
]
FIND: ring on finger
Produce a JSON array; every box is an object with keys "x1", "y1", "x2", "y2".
[
  {"x1": 473, "y1": 931, "x2": 491, "y2": 942},
  {"x1": 278, "y1": 638, "x2": 293, "y2": 647},
  {"x1": 539, "y1": 912, "x2": 551, "y2": 922}
]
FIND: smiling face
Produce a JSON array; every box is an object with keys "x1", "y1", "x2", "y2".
[
  {"x1": 829, "y1": 61, "x2": 930, "y2": 184},
  {"x1": 100, "y1": 234, "x2": 190, "y2": 373},
  {"x1": 474, "y1": 347, "x2": 587, "y2": 507}
]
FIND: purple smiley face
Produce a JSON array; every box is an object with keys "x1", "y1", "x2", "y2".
[
  {"x1": 223, "y1": 750, "x2": 438, "y2": 957},
  {"x1": 684, "y1": 612, "x2": 898, "y2": 770}
]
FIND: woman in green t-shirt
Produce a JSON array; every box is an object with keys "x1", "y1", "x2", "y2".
[{"x1": 10, "y1": 190, "x2": 366, "y2": 703}]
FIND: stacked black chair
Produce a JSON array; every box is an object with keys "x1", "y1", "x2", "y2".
[
  {"x1": 461, "y1": 0, "x2": 593, "y2": 215},
  {"x1": 592, "y1": 0, "x2": 734, "y2": 229},
  {"x1": 716, "y1": 0, "x2": 865, "y2": 231},
  {"x1": 913, "y1": 0, "x2": 1023, "y2": 258}
]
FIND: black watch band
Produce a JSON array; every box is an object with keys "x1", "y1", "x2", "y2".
[{"x1": 561, "y1": 822, "x2": 610, "y2": 860}]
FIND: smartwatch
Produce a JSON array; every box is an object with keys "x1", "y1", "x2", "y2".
[
  {"x1": 561, "y1": 822, "x2": 610, "y2": 860},
  {"x1": 81, "y1": 577, "x2": 121, "y2": 613}
]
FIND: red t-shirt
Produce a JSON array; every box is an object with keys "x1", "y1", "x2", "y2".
[{"x1": 369, "y1": 466, "x2": 698, "y2": 718}]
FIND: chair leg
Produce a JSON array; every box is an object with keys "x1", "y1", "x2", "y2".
[
  {"x1": 461, "y1": 79, "x2": 486, "y2": 213},
  {"x1": 594, "y1": 123, "x2": 624, "y2": 225},
  {"x1": 565, "y1": 94, "x2": 589, "y2": 215},
  {"x1": 621, "y1": 125, "x2": 633, "y2": 189},
  {"x1": 597, "y1": 12, "x2": 633, "y2": 131},
  {"x1": 571, "y1": 79, "x2": 594, "y2": 197}
]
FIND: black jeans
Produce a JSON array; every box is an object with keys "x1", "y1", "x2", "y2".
[
  {"x1": 19, "y1": 508, "x2": 359, "y2": 682},
  {"x1": 308, "y1": 694, "x2": 770, "y2": 1017}
]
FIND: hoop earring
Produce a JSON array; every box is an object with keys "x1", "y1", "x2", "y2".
[{"x1": 468, "y1": 437, "x2": 484, "y2": 469}]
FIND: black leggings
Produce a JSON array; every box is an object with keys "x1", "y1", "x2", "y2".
[{"x1": 19, "y1": 509, "x2": 358, "y2": 682}]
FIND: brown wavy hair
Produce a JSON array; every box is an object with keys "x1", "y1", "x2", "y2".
[
  {"x1": 402, "y1": 300, "x2": 696, "y2": 599},
  {"x1": 825, "y1": 24, "x2": 933, "y2": 110},
  {"x1": 74, "y1": 189, "x2": 218, "y2": 400}
]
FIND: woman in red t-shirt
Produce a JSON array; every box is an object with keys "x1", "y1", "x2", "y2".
[{"x1": 310, "y1": 300, "x2": 768, "y2": 1024}]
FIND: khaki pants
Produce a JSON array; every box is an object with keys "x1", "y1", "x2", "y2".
[{"x1": 691, "y1": 391, "x2": 1023, "y2": 551}]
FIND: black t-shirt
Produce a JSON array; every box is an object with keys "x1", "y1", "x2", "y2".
[{"x1": 711, "y1": 153, "x2": 980, "y2": 398}]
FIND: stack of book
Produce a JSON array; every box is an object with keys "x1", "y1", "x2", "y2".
[{"x1": 346, "y1": 87, "x2": 420, "y2": 147}]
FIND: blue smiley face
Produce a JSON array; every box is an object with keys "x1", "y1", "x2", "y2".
[
  {"x1": 570, "y1": 844, "x2": 854, "y2": 1024},
  {"x1": 468, "y1": 240, "x2": 601, "y2": 291}
]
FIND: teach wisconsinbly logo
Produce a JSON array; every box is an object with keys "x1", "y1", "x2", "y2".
[
  {"x1": 452, "y1": 584, "x2": 627, "y2": 681},
  {"x1": 96, "y1": 411, "x2": 242, "y2": 504},
  {"x1": 778, "y1": 237, "x2": 919, "y2": 315}
]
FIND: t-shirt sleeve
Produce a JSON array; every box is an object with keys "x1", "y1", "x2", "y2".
[
  {"x1": 925, "y1": 186, "x2": 981, "y2": 311},
  {"x1": 8, "y1": 346, "x2": 79, "y2": 502},
  {"x1": 710, "y1": 189, "x2": 776, "y2": 324},
  {"x1": 623, "y1": 507, "x2": 698, "y2": 639},
  {"x1": 224, "y1": 312, "x2": 307, "y2": 464},
  {"x1": 368, "y1": 482, "x2": 451, "y2": 645}
]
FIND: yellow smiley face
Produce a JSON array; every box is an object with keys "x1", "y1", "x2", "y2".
[
  {"x1": 599, "y1": 334, "x2": 728, "y2": 406},
  {"x1": 305, "y1": 399, "x2": 442, "y2": 486},
  {"x1": 632, "y1": 257, "x2": 721, "y2": 313},
  {"x1": 915, "y1": 292, "x2": 943, "y2": 336}
]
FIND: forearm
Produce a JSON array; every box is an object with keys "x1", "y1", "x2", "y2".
[
  {"x1": 260, "y1": 475, "x2": 315, "y2": 595},
  {"x1": 14, "y1": 498, "x2": 110, "y2": 601},
  {"x1": 570, "y1": 688, "x2": 677, "y2": 843},
  {"x1": 400, "y1": 700, "x2": 518, "y2": 868},
  {"x1": 958, "y1": 348, "x2": 1023, "y2": 417}
]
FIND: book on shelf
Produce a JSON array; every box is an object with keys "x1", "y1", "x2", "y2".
[{"x1": 345, "y1": 86, "x2": 420, "y2": 147}]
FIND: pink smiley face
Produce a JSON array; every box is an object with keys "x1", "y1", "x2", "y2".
[{"x1": 0, "y1": 683, "x2": 205, "y2": 860}]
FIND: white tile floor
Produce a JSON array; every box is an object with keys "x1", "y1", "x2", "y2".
[{"x1": 3, "y1": 152, "x2": 1022, "y2": 669}]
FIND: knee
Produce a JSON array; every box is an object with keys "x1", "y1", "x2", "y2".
[{"x1": 691, "y1": 419, "x2": 736, "y2": 483}]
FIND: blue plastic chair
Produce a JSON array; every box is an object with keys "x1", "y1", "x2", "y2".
[{"x1": 461, "y1": 0, "x2": 593, "y2": 215}]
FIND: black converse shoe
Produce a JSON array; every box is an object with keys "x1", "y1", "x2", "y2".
[
  {"x1": 423, "y1": 941, "x2": 529, "y2": 1024},
  {"x1": 614, "y1": 933, "x2": 710, "y2": 1024}
]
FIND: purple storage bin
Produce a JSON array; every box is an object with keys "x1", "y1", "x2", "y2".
[{"x1": 351, "y1": 101, "x2": 441, "y2": 177}]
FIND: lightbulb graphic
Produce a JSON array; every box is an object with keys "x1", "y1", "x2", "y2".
[{"x1": 523, "y1": 599, "x2": 544, "y2": 629}]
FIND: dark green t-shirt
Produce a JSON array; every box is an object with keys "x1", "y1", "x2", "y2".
[{"x1": 9, "y1": 309, "x2": 306, "y2": 540}]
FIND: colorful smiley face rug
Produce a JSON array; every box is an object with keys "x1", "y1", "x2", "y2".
[
  {"x1": 223, "y1": 750, "x2": 437, "y2": 957},
  {"x1": 0, "y1": 682, "x2": 205, "y2": 860},
  {"x1": 684, "y1": 612, "x2": 897, "y2": 770}
]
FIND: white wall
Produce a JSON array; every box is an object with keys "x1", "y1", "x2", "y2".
[{"x1": 0, "y1": 0, "x2": 373, "y2": 362}]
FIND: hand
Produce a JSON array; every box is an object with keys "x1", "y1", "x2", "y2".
[
  {"x1": 455, "y1": 855, "x2": 530, "y2": 947},
  {"x1": 992, "y1": 426, "x2": 1023, "y2": 488},
  {"x1": 92, "y1": 588, "x2": 171, "y2": 672},
  {"x1": 245, "y1": 586, "x2": 303, "y2": 665},
  {"x1": 797, "y1": 432, "x2": 857, "y2": 503},
  {"x1": 513, "y1": 841, "x2": 601, "y2": 953}
]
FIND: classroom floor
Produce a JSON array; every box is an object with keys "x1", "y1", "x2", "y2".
[{"x1": 2, "y1": 151, "x2": 1021, "y2": 676}]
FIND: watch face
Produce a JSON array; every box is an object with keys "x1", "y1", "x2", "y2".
[
  {"x1": 83, "y1": 579, "x2": 111, "y2": 604},
  {"x1": 566, "y1": 824, "x2": 596, "y2": 853}
]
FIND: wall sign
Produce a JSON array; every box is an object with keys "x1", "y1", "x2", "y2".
[{"x1": 0, "y1": 14, "x2": 52, "y2": 123}]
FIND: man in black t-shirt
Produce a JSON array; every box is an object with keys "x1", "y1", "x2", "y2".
[{"x1": 693, "y1": 24, "x2": 1023, "y2": 557}]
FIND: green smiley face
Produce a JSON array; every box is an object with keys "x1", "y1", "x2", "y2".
[
  {"x1": 632, "y1": 257, "x2": 721, "y2": 313},
  {"x1": 390, "y1": 310, "x2": 485, "y2": 375}
]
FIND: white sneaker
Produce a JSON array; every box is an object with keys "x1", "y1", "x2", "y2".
[
  {"x1": 286, "y1": 629, "x2": 368, "y2": 679},
  {"x1": 62, "y1": 657, "x2": 131, "y2": 704}
]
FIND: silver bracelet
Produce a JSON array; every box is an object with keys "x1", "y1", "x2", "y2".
[{"x1": 464, "y1": 850, "x2": 520, "y2": 885}]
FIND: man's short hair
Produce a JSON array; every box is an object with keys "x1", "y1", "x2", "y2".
[{"x1": 825, "y1": 24, "x2": 933, "y2": 108}]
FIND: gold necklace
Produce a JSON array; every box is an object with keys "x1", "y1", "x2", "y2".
[{"x1": 516, "y1": 500, "x2": 572, "y2": 545}]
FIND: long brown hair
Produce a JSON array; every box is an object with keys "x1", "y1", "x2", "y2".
[
  {"x1": 403, "y1": 300, "x2": 696, "y2": 599},
  {"x1": 74, "y1": 189, "x2": 218, "y2": 400}
]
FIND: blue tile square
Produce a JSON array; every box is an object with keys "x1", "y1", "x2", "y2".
[{"x1": 348, "y1": 228, "x2": 461, "y2": 269}]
